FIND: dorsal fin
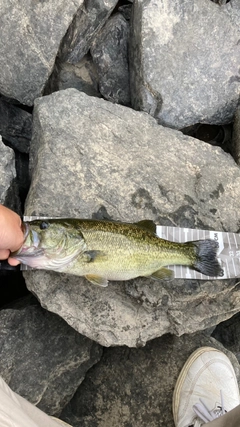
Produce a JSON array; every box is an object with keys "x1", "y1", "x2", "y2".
[{"x1": 134, "y1": 219, "x2": 156, "y2": 234}]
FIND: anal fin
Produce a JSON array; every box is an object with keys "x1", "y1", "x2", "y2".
[
  {"x1": 85, "y1": 274, "x2": 108, "y2": 287},
  {"x1": 149, "y1": 268, "x2": 174, "y2": 281}
]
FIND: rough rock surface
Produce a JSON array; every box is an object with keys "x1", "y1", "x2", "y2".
[
  {"x1": 0, "y1": 97, "x2": 32, "y2": 153},
  {"x1": 0, "y1": 0, "x2": 84, "y2": 105},
  {"x1": 58, "y1": 56, "x2": 100, "y2": 98},
  {"x1": 212, "y1": 311, "x2": 240, "y2": 364},
  {"x1": 0, "y1": 108, "x2": 30, "y2": 212},
  {"x1": 0, "y1": 98, "x2": 32, "y2": 153},
  {"x1": 0, "y1": 136, "x2": 27, "y2": 302},
  {"x1": 232, "y1": 106, "x2": 240, "y2": 165},
  {"x1": 91, "y1": 13, "x2": 130, "y2": 105},
  {"x1": 23, "y1": 89, "x2": 240, "y2": 347},
  {"x1": 0, "y1": 296, "x2": 102, "y2": 416},
  {"x1": 0, "y1": 137, "x2": 16, "y2": 205},
  {"x1": 15, "y1": 151, "x2": 31, "y2": 209},
  {"x1": 60, "y1": 332, "x2": 240, "y2": 427},
  {"x1": 61, "y1": 0, "x2": 118, "y2": 64},
  {"x1": 0, "y1": 136, "x2": 20, "y2": 215},
  {"x1": 130, "y1": 0, "x2": 240, "y2": 128},
  {"x1": 118, "y1": 4, "x2": 132, "y2": 21}
]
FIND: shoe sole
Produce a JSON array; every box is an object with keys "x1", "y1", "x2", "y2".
[{"x1": 172, "y1": 346, "x2": 221, "y2": 425}]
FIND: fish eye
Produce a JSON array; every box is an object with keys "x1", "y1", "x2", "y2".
[{"x1": 40, "y1": 221, "x2": 49, "y2": 230}]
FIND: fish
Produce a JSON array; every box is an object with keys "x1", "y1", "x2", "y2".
[{"x1": 10, "y1": 219, "x2": 223, "y2": 286}]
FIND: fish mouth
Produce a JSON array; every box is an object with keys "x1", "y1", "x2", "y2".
[
  {"x1": 11, "y1": 227, "x2": 46, "y2": 268},
  {"x1": 12, "y1": 224, "x2": 83, "y2": 270},
  {"x1": 12, "y1": 225, "x2": 44, "y2": 258}
]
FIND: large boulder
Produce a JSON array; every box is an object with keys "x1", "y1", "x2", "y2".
[
  {"x1": 24, "y1": 89, "x2": 240, "y2": 347},
  {"x1": 0, "y1": 0, "x2": 84, "y2": 105},
  {"x1": 130, "y1": 0, "x2": 240, "y2": 128},
  {"x1": 0, "y1": 296, "x2": 102, "y2": 416}
]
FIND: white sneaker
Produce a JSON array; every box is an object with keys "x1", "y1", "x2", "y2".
[{"x1": 172, "y1": 346, "x2": 240, "y2": 427}]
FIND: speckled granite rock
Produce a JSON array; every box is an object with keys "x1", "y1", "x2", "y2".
[
  {"x1": 0, "y1": 296, "x2": 102, "y2": 416},
  {"x1": 0, "y1": 0, "x2": 84, "y2": 105},
  {"x1": 21, "y1": 89, "x2": 240, "y2": 347},
  {"x1": 130, "y1": 0, "x2": 240, "y2": 128}
]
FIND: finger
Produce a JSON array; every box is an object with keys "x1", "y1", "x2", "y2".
[
  {"x1": 8, "y1": 258, "x2": 21, "y2": 266},
  {"x1": 0, "y1": 249, "x2": 10, "y2": 260},
  {"x1": 0, "y1": 205, "x2": 24, "y2": 252}
]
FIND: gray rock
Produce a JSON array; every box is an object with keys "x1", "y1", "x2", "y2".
[
  {"x1": 0, "y1": 0, "x2": 84, "y2": 105},
  {"x1": 0, "y1": 136, "x2": 16, "y2": 204},
  {"x1": 232, "y1": 106, "x2": 240, "y2": 165},
  {"x1": 24, "y1": 270, "x2": 240, "y2": 348},
  {"x1": 0, "y1": 97, "x2": 32, "y2": 153},
  {"x1": 61, "y1": 0, "x2": 118, "y2": 65},
  {"x1": 118, "y1": 4, "x2": 132, "y2": 21},
  {"x1": 129, "y1": 0, "x2": 240, "y2": 129},
  {"x1": 212, "y1": 309, "x2": 240, "y2": 364},
  {"x1": 91, "y1": 13, "x2": 130, "y2": 106},
  {"x1": 15, "y1": 151, "x2": 31, "y2": 209},
  {"x1": 0, "y1": 115, "x2": 29, "y2": 213},
  {"x1": 23, "y1": 89, "x2": 240, "y2": 347},
  {"x1": 0, "y1": 296, "x2": 102, "y2": 416},
  {"x1": 0, "y1": 136, "x2": 25, "y2": 291},
  {"x1": 58, "y1": 56, "x2": 100, "y2": 98},
  {"x1": 0, "y1": 136, "x2": 20, "y2": 214},
  {"x1": 60, "y1": 332, "x2": 240, "y2": 427}
]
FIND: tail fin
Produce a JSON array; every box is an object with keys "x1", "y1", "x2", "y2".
[{"x1": 190, "y1": 239, "x2": 223, "y2": 277}]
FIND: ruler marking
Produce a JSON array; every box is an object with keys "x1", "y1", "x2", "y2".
[
  {"x1": 232, "y1": 258, "x2": 237, "y2": 277},
  {"x1": 233, "y1": 232, "x2": 238, "y2": 249},
  {"x1": 225, "y1": 259, "x2": 230, "y2": 278},
  {"x1": 227, "y1": 232, "x2": 231, "y2": 249}
]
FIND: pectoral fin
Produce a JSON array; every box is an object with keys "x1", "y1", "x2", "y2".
[
  {"x1": 82, "y1": 250, "x2": 105, "y2": 263},
  {"x1": 85, "y1": 274, "x2": 108, "y2": 287},
  {"x1": 149, "y1": 268, "x2": 174, "y2": 281}
]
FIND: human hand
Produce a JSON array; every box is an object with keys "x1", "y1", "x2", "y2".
[{"x1": 0, "y1": 205, "x2": 24, "y2": 266}]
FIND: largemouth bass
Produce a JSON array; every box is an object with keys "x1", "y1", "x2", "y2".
[{"x1": 11, "y1": 219, "x2": 223, "y2": 286}]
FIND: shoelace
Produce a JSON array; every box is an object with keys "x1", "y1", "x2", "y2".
[{"x1": 192, "y1": 390, "x2": 226, "y2": 424}]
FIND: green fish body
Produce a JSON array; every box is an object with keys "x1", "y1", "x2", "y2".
[{"x1": 11, "y1": 219, "x2": 223, "y2": 286}]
